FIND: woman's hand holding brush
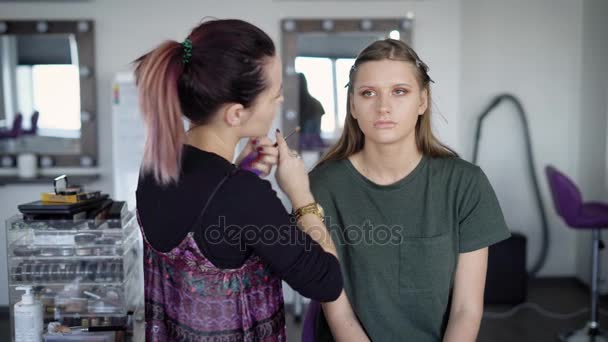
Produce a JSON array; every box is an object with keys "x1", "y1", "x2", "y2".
[{"x1": 237, "y1": 126, "x2": 300, "y2": 177}]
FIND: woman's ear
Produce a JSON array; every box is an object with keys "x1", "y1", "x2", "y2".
[
  {"x1": 418, "y1": 88, "x2": 429, "y2": 116},
  {"x1": 224, "y1": 103, "x2": 248, "y2": 127}
]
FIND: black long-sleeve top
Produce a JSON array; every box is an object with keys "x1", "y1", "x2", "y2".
[{"x1": 136, "y1": 144, "x2": 342, "y2": 302}]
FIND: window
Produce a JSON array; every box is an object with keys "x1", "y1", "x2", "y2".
[
  {"x1": 295, "y1": 56, "x2": 356, "y2": 139},
  {"x1": 16, "y1": 64, "x2": 81, "y2": 137}
]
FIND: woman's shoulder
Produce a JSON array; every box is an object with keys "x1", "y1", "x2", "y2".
[
  {"x1": 309, "y1": 159, "x2": 347, "y2": 185},
  {"x1": 426, "y1": 156, "x2": 495, "y2": 199},
  {"x1": 427, "y1": 155, "x2": 483, "y2": 179},
  {"x1": 224, "y1": 168, "x2": 281, "y2": 199},
  {"x1": 308, "y1": 159, "x2": 354, "y2": 199}
]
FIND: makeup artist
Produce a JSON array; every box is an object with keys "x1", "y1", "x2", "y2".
[{"x1": 134, "y1": 19, "x2": 345, "y2": 341}]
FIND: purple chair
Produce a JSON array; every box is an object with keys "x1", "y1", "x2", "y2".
[
  {"x1": 546, "y1": 166, "x2": 608, "y2": 341},
  {"x1": 302, "y1": 300, "x2": 321, "y2": 342},
  {"x1": 22, "y1": 111, "x2": 39, "y2": 135},
  {"x1": 0, "y1": 113, "x2": 23, "y2": 140}
]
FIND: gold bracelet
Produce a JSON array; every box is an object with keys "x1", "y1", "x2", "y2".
[{"x1": 294, "y1": 202, "x2": 325, "y2": 223}]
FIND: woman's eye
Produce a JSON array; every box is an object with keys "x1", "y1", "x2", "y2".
[
  {"x1": 361, "y1": 90, "x2": 375, "y2": 97},
  {"x1": 394, "y1": 89, "x2": 408, "y2": 95}
]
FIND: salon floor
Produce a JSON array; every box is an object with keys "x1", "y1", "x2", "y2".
[
  {"x1": 1, "y1": 277, "x2": 607, "y2": 341},
  {"x1": 288, "y1": 277, "x2": 608, "y2": 342}
]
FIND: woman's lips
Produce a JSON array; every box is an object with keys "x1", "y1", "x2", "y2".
[{"x1": 373, "y1": 120, "x2": 397, "y2": 128}]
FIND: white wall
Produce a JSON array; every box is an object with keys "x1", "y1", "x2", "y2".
[
  {"x1": 575, "y1": 0, "x2": 608, "y2": 290},
  {"x1": 0, "y1": 0, "x2": 463, "y2": 306},
  {"x1": 578, "y1": 0, "x2": 608, "y2": 202},
  {"x1": 460, "y1": 0, "x2": 584, "y2": 276}
]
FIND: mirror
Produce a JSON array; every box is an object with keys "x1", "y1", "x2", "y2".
[
  {"x1": 281, "y1": 18, "x2": 413, "y2": 152},
  {"x1": 0, "y1": 20, "x2": 97, "y2": 171}
]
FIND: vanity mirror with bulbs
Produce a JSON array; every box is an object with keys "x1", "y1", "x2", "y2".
[
  {"x1": 0, "y1": 20, "x2": 98, "y2": 184},
  {"x1": 280, "y1": 17, "x2": 413, "y2": 153}
]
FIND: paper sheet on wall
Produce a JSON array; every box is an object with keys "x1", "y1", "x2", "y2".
[{"x1": 111, "y1": 72, "x2": 145, "y2": 210}]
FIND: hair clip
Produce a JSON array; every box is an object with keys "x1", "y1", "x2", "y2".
[{"x1": 182, "y1": 38, "x2": 193, "y2": 65}]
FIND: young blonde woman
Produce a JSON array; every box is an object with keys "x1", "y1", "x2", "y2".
[{"x1": 310, "y1": 39, "x2": 511, "y2": 341}]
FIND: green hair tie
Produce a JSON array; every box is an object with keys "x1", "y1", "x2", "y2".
[{"x1": 182, "y1": 38, "x2": 193, "y2": 65}]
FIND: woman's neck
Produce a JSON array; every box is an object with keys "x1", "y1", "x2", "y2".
[
  {"x1": 185, "y1": 125, "x2": 238, "y2": 163},
  {"x1": 350, "y1": 138, "x2": 423, "y2": 186}
]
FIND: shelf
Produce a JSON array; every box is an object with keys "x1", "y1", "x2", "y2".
[
  {"x1": 43, "y1": 312, "x2": 129, "y2": 318},
  {"x1": 10, "y1": 281, "x2": 125, "y2": 286},
  {"x1": 0, "y1": 174, "x2": 100, "y2": 186},
  {"x1": 10, "y1": 255, "x2": 124, "y2": 261}
]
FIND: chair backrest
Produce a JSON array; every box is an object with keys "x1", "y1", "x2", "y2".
[
  {"x1": 29, "y1": 111, "x2": 39, "y2": 134},
  {"x1": 545, "y1": 165, "x2": 582, "y2": 225},
  {"x1": 12, "y1": 113, "x2": 23, "y2": 133},
  {"x1": 0, "y1": 114, "x2": 23, "y2": 139},
  {"x1": 302, "y1": 300, "x2": 321, "y2": 342}
]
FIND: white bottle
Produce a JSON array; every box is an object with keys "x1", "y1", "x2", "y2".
[{"x1": 14, "y1": 286, "x2": 43, "y2": 342}]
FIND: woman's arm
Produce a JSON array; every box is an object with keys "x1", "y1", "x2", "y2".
[
  {"x1": 294, "y1": 199, "x2": 369, "y2": 342},
  {"x1": 292, "y1": 192, "x2": 337, "y2": 256},
  {"x1": 321, "y1": 291, "x2": 370, "y2": 342},
  {"x1": 443, "y1": 247, "x2": 488, "y2": 342},
  {"x1": 274, "y1": 131, "x2": 368, "y2": 340}
]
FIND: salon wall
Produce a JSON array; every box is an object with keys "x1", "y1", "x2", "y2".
[
  {"x1": 460, "y1": 0, "x2": 593, "y2": 277},
  {"x1": 575, "y1": 0, "x2": 608, "y2": 290},
  {"x1": 0, "y1": 0, "x2": 463, "y2": 307}
]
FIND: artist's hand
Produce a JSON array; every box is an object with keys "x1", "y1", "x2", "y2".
[
  {"x1": 275, "y1": 130, "x2": 313, "y2": 207},
  {"x1": 236, "y1": 136, "x2": 279, "y2": 177}
]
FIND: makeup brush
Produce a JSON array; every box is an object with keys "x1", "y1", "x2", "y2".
[
  {"x1": 239, "y1": 126, "x2": 301, "y2": 176},
  {"x1": 273, "y1": 126, "x2": 301, "y2": 147}
]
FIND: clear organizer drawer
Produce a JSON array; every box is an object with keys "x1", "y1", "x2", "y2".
[
  {"x1": 10, "y1": 260, "x2": 125, "y2": 284},
  {"x1": 9, "y1": 283, "x2": 127, "y2": 318},
  {"x1": 5, "y1": 211, "x2": 144, "y2": 340}
]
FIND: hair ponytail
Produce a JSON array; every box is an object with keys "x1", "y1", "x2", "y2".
[
  {"x1": 134, "y1": 41, "x2": 186, "y2": 185},
  {"x1": 133, "y1": 19, "x2": 276, "y2": 184}
]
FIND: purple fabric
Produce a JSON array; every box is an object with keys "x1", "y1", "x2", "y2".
[
  {"x1": 302, "y1": 300, "x2": 321, "y2": 342},
  {"x1": 579, "y1": 203, "x2": 608, "y2": 227},
  {"x1": 22, "y1": 111, "x2": 39, "y2": 135},
  {"x1": 0, "y1": 114, "x2": 23, "y2": 139},
  {"x1": 238, "y1": 151, "x2": 263, "y2": 176},
  {"x1": 140, "y1": 222, "x2": 287, "y2": 341},
  {"x1": 546, "y1": 166, "x2": 608, "y2": 228}
]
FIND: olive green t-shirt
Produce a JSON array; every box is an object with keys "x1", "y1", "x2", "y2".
[{"x1": 310, "y1": 155, "x2": 511, "y2": 342}]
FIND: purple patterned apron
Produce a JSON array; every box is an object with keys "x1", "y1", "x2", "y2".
[{"x1": 138, "y1": 171, "x2": 287, "y2": 341}]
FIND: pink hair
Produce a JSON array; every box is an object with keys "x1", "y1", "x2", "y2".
[{"x1": 134, "y1": 41, "x2": 185, "y2": 185}]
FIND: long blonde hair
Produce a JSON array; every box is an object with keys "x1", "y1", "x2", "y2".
[{"x1": 317, "y1": 39, "x2": 457, "y2": 166}]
